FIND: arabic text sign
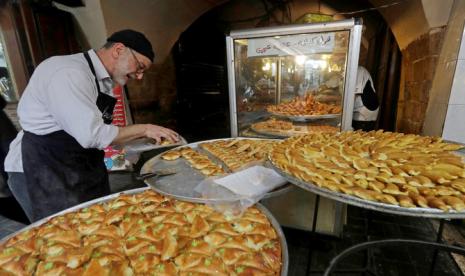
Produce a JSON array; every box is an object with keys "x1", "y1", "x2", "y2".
[{"x1": 247, "y1": 33, "x2": 335, "y2": 57}]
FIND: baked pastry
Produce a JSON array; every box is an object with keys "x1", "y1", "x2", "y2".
[
  {"x1": 251, "y1": 118, "x2": 339, "y2": 137},
  {"x1": 270, "y1": 130, "x2": 465, "y2": 212},
  {"x1": 161, "y1": 150, "x2": 182, "y2": 161},
  {"x1": 199, "y1": 139, "x2": 278, "y2": 172},
  {"x1": 0, "y1": 190, "x2": 283, "y2": 275},
  {"x1": 161, "y1": 147, "x2": 225, "y2": 177},
  {"x1": 266, "y1": 94, "x2": 341, "y2": 116}
]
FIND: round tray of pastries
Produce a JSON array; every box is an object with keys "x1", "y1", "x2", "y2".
[
  {"x1": 141, "y1": 138, "x2": 293, "y2": 204},
  {"x1": 269, "y1": 130, "x2": 465, "y2": 218},
  {"x1": 266, "y1": 94, "x2": 341, "y2": 122},
  {"x1": 251, "y1": 118, "x2": 339, "y2": 138},
  {"x1": 0, "y1": 188, "x2": 288, "y2": 275}
]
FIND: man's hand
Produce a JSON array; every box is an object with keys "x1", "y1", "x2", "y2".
[
  {"x1": 112, "y1": 124, "x2": 180, "y2": 146},
  {"x1": 145, "y1": 124, "x2": 179, "y2": 144}
]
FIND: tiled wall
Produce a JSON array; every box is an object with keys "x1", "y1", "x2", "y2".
[{"x1": 443, "y1": 30, "x2": 465, "y2": 143}]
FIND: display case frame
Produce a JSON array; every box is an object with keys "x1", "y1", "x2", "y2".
[{"x1": 226, "y1": 18, "x2": 363, "y2": 137}]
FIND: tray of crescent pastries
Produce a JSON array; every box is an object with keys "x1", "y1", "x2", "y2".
[
  {"x1": 251, "y1": 118, "x2": 339, "y2": 138},
  {"x1": 0, "y1": 187, "x2": 288, "y2": 276},
  {"x1": 141, "y1": 138, "x2": 293, "y2": 203},
  {"x1": 269, "y1": 130, "x2": 465, "y2": 218},
  {"x1": 266, "y1": 94, "x2": 342, "y2": 122}
]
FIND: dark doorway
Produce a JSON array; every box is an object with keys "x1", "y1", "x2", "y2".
[
  {"x1": 173, "y1": 12, "x2": 230, "y2": 142},
  {"x1": 173, "y1": 0, "x2": 402, "y2": 139}
]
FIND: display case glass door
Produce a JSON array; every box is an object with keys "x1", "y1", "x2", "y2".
[
  {"x1": 226, "y1": 19, "x2": 362, "y2": 138},
  {"x1": 0, "y1": 40, "x2": 17, "y2": 103}
]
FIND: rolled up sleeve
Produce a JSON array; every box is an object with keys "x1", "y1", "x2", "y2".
[{"x1": 44, "y1": 68, "x2": 118, "y2": 149}]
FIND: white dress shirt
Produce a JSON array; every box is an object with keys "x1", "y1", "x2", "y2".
[
  {"x1": 353, "y1": 66, "x2": 379, "y2": 122},
  {"x1": 4, "y1": 50, "x2": 119, "y2": 172}
]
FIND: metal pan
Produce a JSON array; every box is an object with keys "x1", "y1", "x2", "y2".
[
  {"x1": 268, "y1": 158, "x2": 465, "y2": 219},
  {"x1": 141, "y1": 137, "x2": 294, "y2": 204},
  {"x1": 269, "y1": 111, "x2": 341, "y2": 122},
  {"x1": 0, "y1": 187, "x2": 289, "y2": 276},
  {"x1": 250, "y1": 125, "x2": 309, "y2": 138}
]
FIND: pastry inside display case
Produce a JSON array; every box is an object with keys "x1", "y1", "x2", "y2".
[
  {"x1": 232, "y1": 30, "x2": 349, "y2": 138},
  {"x1": 250, "y1": 118, "x2": 338, "y2": 138},
  {"x1": 266, "y1": 94, "x2": 342, "y2": 117}
]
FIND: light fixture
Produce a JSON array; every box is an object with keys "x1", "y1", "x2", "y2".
[{"x1": 295, "y1": 55, "x2": 306, "y2": 65}]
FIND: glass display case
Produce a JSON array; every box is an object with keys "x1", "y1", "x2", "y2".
[
  {"x1": 0, "y1": 41, "x2": 17, "y2": 102},
  {"x1": 226, "y1": 18, "x2": 363, "y2": 138},
  {"x1": 225, "y1": 19, "x2": 363, "y2": 235}
]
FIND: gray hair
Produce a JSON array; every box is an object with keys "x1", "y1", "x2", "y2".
[{"x1": 102, "y1": 41, "x2": 116, "y2": 49}]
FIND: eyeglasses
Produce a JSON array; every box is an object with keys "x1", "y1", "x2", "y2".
[{"x1": 128, "y1": 48, "x2": 145, "y2": 73}]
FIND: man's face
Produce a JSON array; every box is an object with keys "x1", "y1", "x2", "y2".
[
  {"x1": 113, "y1": 47, "x2": 151, "y2": 86},
  {"x1": 113, "y1": 49, "x2": 132, "y2": 86}
]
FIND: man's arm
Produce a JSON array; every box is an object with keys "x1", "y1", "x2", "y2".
[
  {"x1": 112, "y1": 124, "x2": 179, "y2": 146},
  {"x1": 46, "y1": 69, "x2": 178, "y2": 149}
]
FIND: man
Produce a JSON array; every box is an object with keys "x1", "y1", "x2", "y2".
[
  {"x1": 352, "y1": 66, "x2": 379, "y2": 131},
  {"x1": 4, "y1": 29, "x2": 179, "y2": 222}
]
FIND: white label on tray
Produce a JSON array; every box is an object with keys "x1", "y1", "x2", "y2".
[
  {"x1": 214, "y1": 165, "x2": 286, "y2": 197},
  {"x1": 247, "y1": 33, "x2": 335, "y2": 57}
]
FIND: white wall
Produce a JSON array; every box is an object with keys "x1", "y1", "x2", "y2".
[
  {"x1": 370, "y1": 0, "x2": 453, "y2": 50},
  {"x1": 53, "y1": 0, "x2": 108, "y2": 49},
  {"x1": 422, "y1": 0, "x2": 453, "y2": 28},
  {"x1": 442, "y1": 20, "x2": 465, "y2": 143},
  {"x1": 100, "y1": 0, "x2": 225, "y2": 64}
]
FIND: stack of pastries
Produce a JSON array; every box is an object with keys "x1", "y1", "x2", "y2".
[
  {"x1": 161, "y1": 147, "x2": 225, "y2": 177},
  {"x1": 251, "y1": 118, "x2": 339, "y2": 137},
  {"x1": 266, "y1": 94, "x2": 341, "y2": 116},
  {"x1": 270, "y1": 130, "x2": 465, "y2": 211},
  {"x1": 161, "y1": 139, "x2": 278, "y2": 174},
  {"x1": 252, "y1": 119, "x2": 294, "y2": 132},
  {"x1": 199, "y1": 139, "x2": 278, "y2": 172},
  {"x1": 0, "y1": 190, "x2": 282, "y2": 275}
]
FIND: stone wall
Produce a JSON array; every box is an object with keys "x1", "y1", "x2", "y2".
[{"x1": 396, "y1": 27, "x2": 445, "y2": 134}]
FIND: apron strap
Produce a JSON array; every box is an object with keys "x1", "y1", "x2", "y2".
[
  {"x1": 82, "y1": 51, "x2": 116, "y2": 124},
  {"x1": 83, "y1": 51, "x2": 102, "y2": 94}
]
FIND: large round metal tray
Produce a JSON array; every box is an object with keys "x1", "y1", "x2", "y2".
[
  {"x1": 269, "y1": 111, "x2": 341, "y2": 122},
  {"x1": 141, "y1": 138, "x2": 294, "y2": 204},
  {"x1": 0, "y1": 187, "x2": 288, "y2": 276},
  {"x1": 269, "y1": 159, "x2": 465, "y2": 219}
]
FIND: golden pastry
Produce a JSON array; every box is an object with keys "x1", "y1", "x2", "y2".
[
  {"x1": 269, "y1": 130, "x2": 465, "y2": 211},
  {"x1": 199, "y1": 139, "x2": 278, "y2": 172},
  {"x1": 426, "y1": 196, "x2": 449, "y2": 211},
  {"x1": 161, "y1": 150, "x2": 181, "y2": 161},
  {"x1": 397, "y1": 195, "x2": 416, "y2": 208},
  {"x1": 441, "y1": 196, "x2": 465, "y2": 211},
  {"x1": 0, "y1": 190, "x2": 283, "y2": 275},
  {"x1": 266, "y1": 94, "x2": 341, "y2": 116},
  {"x1": 375, "y1": 194, "x2": 399, "y2": 205},
  {"x1": 409, "y1": 193, "x2": 428, "y2": 208},
  {"x1": 383, "y1": 183, "x2": 406, "y2": 195}
]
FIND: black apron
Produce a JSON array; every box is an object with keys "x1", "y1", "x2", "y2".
[{"x1": 22, "y1": 51, "x2": 117, "y2": 221}]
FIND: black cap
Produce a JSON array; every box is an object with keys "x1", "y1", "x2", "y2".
[{"x1": 107, "y1": 29, "x2": 154, "y2": 62}]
